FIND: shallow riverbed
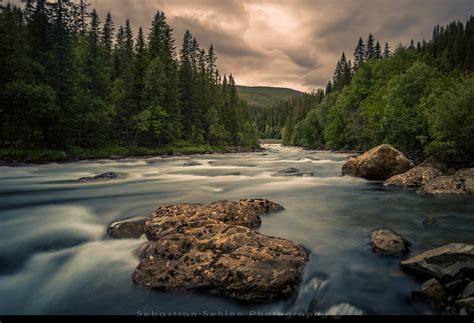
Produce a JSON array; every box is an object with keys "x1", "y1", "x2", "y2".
[{"x1": 1, "y1": 144, "x2": 473, "y2": 315}]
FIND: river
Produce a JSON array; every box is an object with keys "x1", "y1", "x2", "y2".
[{"x1": 1, "y1": 144, "x2": 473, "y2": 315}]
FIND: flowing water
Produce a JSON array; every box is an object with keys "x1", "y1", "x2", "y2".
[{"x1": 1, "y1": 144, "x2": 474, "y2": 315}]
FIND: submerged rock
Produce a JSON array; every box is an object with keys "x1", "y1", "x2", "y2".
[
  {"x1": 370, "y1": 228, "x2": 411, "y2": 256},
  {"x1": 422, "y1": 216, "x2": 440, "y2": 226},
  {"x1": 278, "y1": 168, "x2": 313, "y2": 177},
  {"x1": 280, "y1": 167, "x2": 300, "y2": 174},
  {"x1": 106, "y1": 217, "x2": 147, "y2": 239},
  {"x1": 296, "y1": 172, "x2": 314, "y2": 177},
  {"x1": 384, "y1": 166, "x2": 442, "y2": 189},
  {"x1": 412, "y1": 278, "x2": 447, "y2": 305},
  {"x1": 78, "y1": 172, "x2": 118, "y2": 183},
  {"x1": 342, "y1": 144, "x2": 413, "y2": 180},
  {"x1": 132, "y1": 199, "x2": 309, "y2": 301},
  {"x1": 183, "y1": 160, "x2": 202, "y2": 167},
  {"x1": 400, "y1": 243, "x2": 474, "y2": 282}
]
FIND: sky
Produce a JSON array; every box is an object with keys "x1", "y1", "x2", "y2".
[{"x1": 10, "y1": 0, "x2": 474, "y2": 91}]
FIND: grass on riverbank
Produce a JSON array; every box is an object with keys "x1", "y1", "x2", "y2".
[{"x1": 0, "y1": 143, "x2": 260, "y2": 164}]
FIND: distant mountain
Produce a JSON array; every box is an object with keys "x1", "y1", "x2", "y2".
[{"x1": 236, "y1": 85, "x2": 304, "y2": 108}]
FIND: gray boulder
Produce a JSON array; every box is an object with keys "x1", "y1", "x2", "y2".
[
  {"x1": 370, "y1": 228, "x2": 411, "y2": 256},
  {"x1": 400, "y1": 243, "x2": 474, "y2": 282},
  {"x1": 106, "y1": 217, "x2": 147, "y2": 239},
  {"x1": 384, "y1": 166, "x2": 442, "y2": 189}
]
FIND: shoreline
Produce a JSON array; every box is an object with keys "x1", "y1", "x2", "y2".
[{"x1": 0, "y1": 145, "x2": 265, "y2": 167}]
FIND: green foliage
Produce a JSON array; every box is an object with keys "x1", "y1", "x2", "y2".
[
  {"x1": 258, "y1": 16, "x2": 474, "y2": 165},
  {"x1": 426, "y1": 75, "x2": 474, "y2": 163},
  {"x1": 0, "y1": 2, "x2": 259, "y2": 159}
]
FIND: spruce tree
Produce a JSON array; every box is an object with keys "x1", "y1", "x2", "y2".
[
  {"x1": 383, "y1": 42, "x2": 391, "y2": 59},
  {"x1": 148, "y1": 11, "x2": 182, "y2": 142},
  {"x1": 366, "y1": 33, "x2": 376, "y2": 60},
  {"x1": 102, "y1": 12, "x2": 114, "y2": 54},
  {"x1": 353, "y1": 37, "x2": 365, "y2": 71},
  {"x1": 375, "y1": 41, "x2": 382, "y2": 60},
  {"x1": 179, "y1": 30, "x2": 195, "y2": 139}
]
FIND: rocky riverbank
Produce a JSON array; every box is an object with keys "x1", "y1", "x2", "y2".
[
  {"x1": 342, "y1": 144, "x2": 474, "y2": 197},
  {"x1": 344, "y1": 144, "x2": 474, "y2": 314},
  {"x1": 0, "y1": 145, "x2": 265, "y2": 166}
]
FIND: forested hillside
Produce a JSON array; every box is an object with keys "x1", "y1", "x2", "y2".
[
  {"x1": 0, "y1": 1, "x2": 259, "y2": 161},
  {"x1": 236, "y1": 86, "x2": 303, "y2": 108},
  {"x1": 258, "y1": 17, "x2": 474, "y2": 164}
]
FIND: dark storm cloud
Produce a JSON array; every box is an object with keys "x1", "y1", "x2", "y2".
[
  {"x1": 10, "y1": 0, "x2": 473, "y2": 91},
  {"x1": 169, "y1": 16, "x2": 265, "y2": 58}
]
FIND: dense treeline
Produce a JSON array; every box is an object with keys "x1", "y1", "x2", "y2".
[
  {"x1": 255, "y1": 90, "x2": 324, "y2": 139},
  {"x1": 258, "y1": 16, "x2": 474, "y2": 164},
  {"x1": 0, "y1": 1, "x2": 259, "y2": 157}
]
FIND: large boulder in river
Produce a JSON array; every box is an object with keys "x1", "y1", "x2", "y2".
[
  {"x1": 145, "y1": 199, "x2": 283, "y2": 241},
  {"x1": 342, "y1": 144, "x2": 413, "y2": 180},
  {"x1": 132, "y1": 199, "x2": 307, "y2": 301},
  {"x1": 132, "y1": 223, "x2": 308, "y2": 301},
  {"x1": 133, "y1": 199, "x2": 308, "y2": 301},
  {"x1": 384, "y1": 166, "x2": 442, "y2": 189},
  {"x1": 400, "y1": 243, "x2": 474, "y2": 282},
  {"x1": 370, "y1": 228, "x2": 411, "y2": 256},
  {"x1": 419, "y1": 168, "x2": 474, "y2": 196}
]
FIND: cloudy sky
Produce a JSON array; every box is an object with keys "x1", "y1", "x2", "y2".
[{"x1": 13, "y1": 0, "x2": 474, "y2": 91}]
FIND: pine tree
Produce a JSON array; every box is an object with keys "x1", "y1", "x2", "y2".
[
  {"x1": 148, "y1": 11, "x2": 182, "y2": 142},
  {"x1": 333, "y1": 52, "x2": 351, "y2": 90},
  {"x1": 131, "y1": 27, "x2": 148, "y2": 117},
  {"x1": 325, "y1": 81, "x2": 333, "y2": 95},
  {"x1": 375, "y1": 41, "x2": 382, "y2": 60},
  {"x1": 366, "y1": 33, "x2": 376, "y2": 60},
  {"x1": 383, "y1": 42, "x2": 391, "y2": 59},
  {"x1": 207, "y1": 45, "x2": 217, "y2": 84},
  {"x1": 179, "y1": 30, "x2": 195, "y2": 140},
  {"x1": 102, "y1": 12, "x2": 114, "y2": 54},
  {"x1": 353, "y1": 37, "x2": 365, "y2": 71},
  {"x1": 226, "y1": 74, "x2": 239, "y2": 144}
]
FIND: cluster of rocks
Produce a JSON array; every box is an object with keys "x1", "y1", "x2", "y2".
[
  {"x1": 370, "y1": 229, "x2": 474, "y2": 314},
  {"x1": 108, "y1": 199, "x2": 308, "y2": 302},
  {"x1": 342, "y1": 144, "x2": 474, "y2": 196},
  {"x1": 78, "y1": 172, "x2": 119, "y2": 183},
  {"x1": 401, "y1": 243, "x2": 474, "y2": 314}
]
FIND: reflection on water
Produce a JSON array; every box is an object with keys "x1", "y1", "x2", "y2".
[{"x1": 0, "y1": 144, "x2": 473, "y2": 315}]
